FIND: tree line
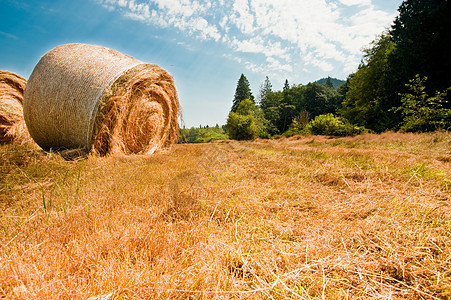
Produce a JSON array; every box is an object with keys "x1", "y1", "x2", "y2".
[{"x1": 226, "y1": 0, "x2": 450, "y2": 140}]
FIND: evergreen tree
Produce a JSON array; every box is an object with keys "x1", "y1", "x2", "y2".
[
  {"x1": 258, "y1": 76, "x2": 272, "y2": 105},
  {"x1": 283, "y1": 79, "x2": 290, "y2": 91},
  {"x1": 389, "y1": 0, "x2": 451, "y2": 98},
  {"x1": 316, "y1": 77, "x2": 345, "y2": 89},
  {"x1": 277, "y1": 79, "x2": 295, "y2": 132},
  {"x1": 261, "y1": 81, "x2": 342, "y2": 134},
  {"x1": 231, "y1": 74, "x2": 254, "y2": 112},
  {"x1": 338, "y1": 0, "x2": 451, "y2": 132},
  {"x1": 260, "y1": 91, "x2": 283, "y2": 135},
  {"x1": 325, "y1": 77, "x2": 334, "y2": 88},
  {"x1": 395, "y1": 75, "x2": 450, "y2": 132},
  {"x1": 337, "y1": 74, "x2": 353, "y2": 100},
  {"x1": 304, "y1": 82, "x2": 341, "y2": 119}
]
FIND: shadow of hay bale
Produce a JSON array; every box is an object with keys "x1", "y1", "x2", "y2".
[{"x1": 59, "y1": 148, "x2": 88, "y2": 161}]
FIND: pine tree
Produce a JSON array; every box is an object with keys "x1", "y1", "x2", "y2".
[
  {"x1": 258, "y1": 76, "x2": 272, "y2": 105},
  {"x1": 325, "y1": 76, "x2": 334, "y2": 88},
  {"x1": 389, "y1": 0, "x2": 451, "y2": 100},
  {"x1": 283, "y1": 79, "x2": 290, "y2": 91},
  {"x1": 231, "y1": 74, "x2": 254, "y2": 112},
  {"x1": 395, "y1": 75, "x2": 451, "y2": 132}
]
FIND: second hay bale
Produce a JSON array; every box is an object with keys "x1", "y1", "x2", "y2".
[
  {"x1": 0, "y1": 70, "x2": 33, "y2": 144},
  {"x1": 24, "y1": 43, "x2": 179, "y2": 155}
]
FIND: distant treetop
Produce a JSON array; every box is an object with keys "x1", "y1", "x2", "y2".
[
  {"x1": 231, "y1": 74, "x2": 254, "y2": 113},
  {"x1": 315, "y1": 77, "x2": 345, "y2": 89}
]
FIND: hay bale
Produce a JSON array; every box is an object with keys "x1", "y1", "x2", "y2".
[
  {"x1": 0, "y1": 70, "x2": 33, "y2": 144},
  {"x1": 23, "y1": 43, "x2": 179, "y2": 155}
]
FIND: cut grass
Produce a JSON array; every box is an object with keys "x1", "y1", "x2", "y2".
[{"x1": 1, "y1": 131, "x2": 450, "y2": 299}]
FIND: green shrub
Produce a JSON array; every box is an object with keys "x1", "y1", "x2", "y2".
[
  {"x1": 194, "y1": 131, "x2": 228, "y2": 143},
  {"x1": 283, "y1": 119, "x2": 308, "y2": 137},
  {"x1": 306, "y1": 114, "x2": 365, "y2": 136},
  {"x1": 226, "y1": 112, "x2": 260, "y2": 140},
  {"x1": 395, "y1": 75, "x2": 451, "y2": 132},
  {"x1": 306, "y1": 114, "x2": 341, "y2": 135},
  {"x1": 226, "y1": 99, "x2": 269, "y2": 140},
  {"x1": 179, "y1": 125, "x2": 228, "y2": 143}
]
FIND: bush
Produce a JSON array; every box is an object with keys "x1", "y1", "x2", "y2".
[
  {"x1": 226, "y1": 112, "x2": 260, "y2": 140},
  {"x1": 306, "y1": 114, "x2": 341, "y2": 135},
  {"x1": 226, "y1": 99, "x2": 269, "y2": 140},
  {"x1": 283, "y1": 119, "x2": 307, "y2": 137},
  {"x1": 179, "y1": 125, "x2": 228, "y2": 143},
  {"x1": 306, "y1": 114, "x2": 365, "y2": 136},
  {"x1": 282, "y1": 111, "x2": 311, "y2": 137},
  {"x1": 395, "y1": 75, "x2": 451, "y2": 132},
  {"x1": 194, "y1": 131, "x2": 228, "y2": 143},
  {"x1": 334, "y1": 122, "x2": 367, "y2": 136}
]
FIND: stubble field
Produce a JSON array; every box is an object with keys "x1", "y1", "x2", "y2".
[{"x1": 1, "y1": 132, "x2": 450, "y2": 299}]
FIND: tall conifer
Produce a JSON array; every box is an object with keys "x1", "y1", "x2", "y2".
[
  {"x1": 258, "y1": 76, "x2": 272, "y2": 105},
  {"x1": 231, "y1": 74, "x2": 254, "y2": 112}
]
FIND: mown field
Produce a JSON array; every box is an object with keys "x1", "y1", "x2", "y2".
[{"x1": 1, "y1": 132, "x2": 450, "y2": 299}]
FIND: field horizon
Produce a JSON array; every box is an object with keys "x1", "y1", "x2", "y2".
[{"x1": 1, "y1": 131, "x2": 450, "y2": 299}]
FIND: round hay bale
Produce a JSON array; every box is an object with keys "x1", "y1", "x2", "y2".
[
  {"x1": 0, "y1": 70, "x2": 33, "y2": 144},
  {"x1": 23, "y1": 43, "x2": 179, "y2": 155}
]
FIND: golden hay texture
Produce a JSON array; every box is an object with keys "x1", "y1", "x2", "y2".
[
  {"x1": 0, "y1": 70, "x2": 33, "y2": 144},
  {"x1": 23, "y1": 43, "x2": 179, "y2": 155},
  {"x1": 1, "y1": 132, "x2": 450, "y2": 299}
]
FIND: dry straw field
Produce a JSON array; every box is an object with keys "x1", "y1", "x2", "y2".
[{"x1": 1, "y1": 132, "x2": 450, "y2": 299}]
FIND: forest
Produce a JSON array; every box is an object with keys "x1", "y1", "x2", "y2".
[{"x1": 182, "y1": 0, "x2": 450, "y2": 142}]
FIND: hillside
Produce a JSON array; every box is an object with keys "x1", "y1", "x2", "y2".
[
  {"x1": 315, "y1": 77, "x2": 345, "y2": 89},
  {"x1": 1, "y1": 132, "x2": 450, "y2": 299}
]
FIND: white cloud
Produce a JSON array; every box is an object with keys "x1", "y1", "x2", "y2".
[
  {"x1": 339, "y1": 0, "x2": 371, "y2": 6},
  {"x1": 191, "y1": 17, "x2": 221, "y2": 41},
  {"x1": 96, "y1": 0, "x2": 397, "y2": 77},
  {"x1": 101, "y1": 4, "x2": 115, "y2": 11},
  {"x1": 231, "y1": 0, "x2": 255, "y2": 35},
  {"x1": 229, "y1": 36, "x2": 289, "y2": 59},
  {"x1": 266, "y1": 57, "x2": 292, "y2": 73},
  {"x1": 124, "y1": 11, "x2": 147, "y2": 21}
]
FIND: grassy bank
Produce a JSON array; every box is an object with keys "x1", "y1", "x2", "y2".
[{"x1": 1, "y1": 132, "x2": 450, "y2": 299}]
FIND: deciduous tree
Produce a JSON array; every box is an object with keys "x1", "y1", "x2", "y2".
[
  {"x1": 227, "y1": 99, "x2": 268, "y2": 140},
  {"x1": 339, "y1": 33, "x2": 397, "y2": 132}
]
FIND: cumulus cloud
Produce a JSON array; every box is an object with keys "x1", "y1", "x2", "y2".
[
  {"x1": 229, "y1": 36, "x2": 289, "y2": 60},
  {"x1": 339, "y1": 0, "x2": 372, "y2": 6},
  {"x1": 96, "y1": 0, "x2": 397, "y2": 78},
  {"x1": 231, "y1": 0, "x2": 256, "y2": 35}
]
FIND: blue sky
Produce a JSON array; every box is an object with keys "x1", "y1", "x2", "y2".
[{"x1": 0, "y1": 0, "x2": 401, "y2": 127}]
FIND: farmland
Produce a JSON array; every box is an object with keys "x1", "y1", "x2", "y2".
[{"x1": 1, "y1": 132, "x2": 450, "y2": 299}]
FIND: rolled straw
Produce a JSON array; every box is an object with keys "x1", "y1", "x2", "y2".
[
  {"x1": 23, "y1": 43, "x2": 179, "y2": 155},
  {"x1": 0, "y1": 70, "x2": 33, "y2": 144}
]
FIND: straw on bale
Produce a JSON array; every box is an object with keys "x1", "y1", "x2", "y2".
[
  {"x1": 0, "y1": 70, "x2": 33, "y2": 144},
  {"x1": 24, "y1": 43, "x2": 179, "y2": 155}
]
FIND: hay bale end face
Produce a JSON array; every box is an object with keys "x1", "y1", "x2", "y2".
[
  {"x1": 0, "y1": 70, "x2": 32, "y2": 144},
  {"x1": 23, "y1": 43, "x2": 179, "y2": 155}
]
